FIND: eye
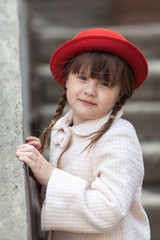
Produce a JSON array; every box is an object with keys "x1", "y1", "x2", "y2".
[
  {"x1": 99, "y1": 81, "x2": 108, "y2": 87},
  {"x1": 78, "y1": 76, "x2": 87, "y2": 81}
]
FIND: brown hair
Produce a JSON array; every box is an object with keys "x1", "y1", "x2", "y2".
[{"x1": 39, "y1": 51, "x2": 134, "y2": 153}]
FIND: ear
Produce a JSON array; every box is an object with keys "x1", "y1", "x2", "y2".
[
  {"x1": 65, "y1": 79, "x2": 68, "y2": 88},
  {"x1": 117, "y1": 90, "x2": 123, "y2": 101}
]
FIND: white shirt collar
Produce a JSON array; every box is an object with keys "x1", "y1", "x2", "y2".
[{"x1": 53, "y1": 109, "x2": 123, "y2": 137}]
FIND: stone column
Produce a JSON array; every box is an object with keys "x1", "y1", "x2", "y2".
[{"x1": 0, "y1": 0, "x2": 32, "y2": 239}]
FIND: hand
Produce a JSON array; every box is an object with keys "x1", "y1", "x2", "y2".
[
  {"x1": 25, "y1": 136, "x2": 41, "y2": 151},
  {"x1": 16, "y1": 144, "x2": 54, "y2": 186}
]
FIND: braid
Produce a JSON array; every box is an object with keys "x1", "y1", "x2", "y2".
[
  {"x1": 39, "y1": 88, "x2": 67, "y2": 153},
  {"x1": 111, "y1": 94, "x2": 128, "y2": 116},
  {"x1": 52, "y1": 87, "x2": 67, "y2": 122},
  {"x1": 85, "y1": 95, "x2": 128, "y2": 151}
]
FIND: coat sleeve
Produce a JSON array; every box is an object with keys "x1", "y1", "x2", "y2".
[{"x1": 41, "y1": 124, "x2": 144, "y2": 233}]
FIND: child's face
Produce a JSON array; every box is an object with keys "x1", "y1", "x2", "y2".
[{"x1": 66, "y1": 73, "x2": 120, "y2": 125}]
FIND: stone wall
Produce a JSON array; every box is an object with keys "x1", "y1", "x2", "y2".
[
  {"x1": 113, "y1": 0, "x2": 160, "y2": 25},
  {"x1": 0, "y1": 0, "x2": 32, "y2": 239}
]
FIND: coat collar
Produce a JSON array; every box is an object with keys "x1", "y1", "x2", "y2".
[{"x1": 53, "y1": 109, "x2": 123, "y2": 137}]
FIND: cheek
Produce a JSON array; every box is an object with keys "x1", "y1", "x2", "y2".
[
  {"x1": 66, "y1": 87, "x2": 75, "y2": 105},
  {"x1": 110, "y1": 96, "x2": 119, "y2": 108},
  {"x1": 66, "y1": 89, "x2": 71, "y2": 103},
  {"x1": 100, "y1": 92, "x2": 119, "y2": 110},
  {"x1": 111, "y1": 88, "x2": 121, "y2": 104},
  {"x1": 113, "y1": 94, "x2": 119, "y2": 103}
]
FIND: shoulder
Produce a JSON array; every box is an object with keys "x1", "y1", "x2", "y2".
[
  {"x1": 97, "y1": 117, "x2": 142, "y2": 154},
  {"x1": 92, "y1": 117, "x2": 144, "y2": 176},
  {"x1": 115, "y1": 117, "x2": 136, "y2": 131},
  {"x1": 108, "y1": 117, "x2": 138, "y2": 139}
]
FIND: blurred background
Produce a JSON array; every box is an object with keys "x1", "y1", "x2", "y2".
[{"x1": 24, "y1": 0, "x2": 160, "y2": 239}]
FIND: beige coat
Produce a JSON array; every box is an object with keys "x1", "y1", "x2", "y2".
[{"x1": 41, "y1": 110, "x2": 150, "y2": 240}]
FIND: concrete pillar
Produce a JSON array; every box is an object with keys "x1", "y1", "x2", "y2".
[{"x1": 0, "y1": 0, "x2": 32, "y2": 239}]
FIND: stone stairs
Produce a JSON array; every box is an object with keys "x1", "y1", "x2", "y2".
[{"x1": 27, "y1": 1, "x2": 160, "y2": 239}]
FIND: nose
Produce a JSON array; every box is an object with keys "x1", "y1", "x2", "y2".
[{"x1": 84, "y1": 81, "x2": 97, "y2": 96}]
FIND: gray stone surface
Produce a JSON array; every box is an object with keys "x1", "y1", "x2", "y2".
[
  {"x1": 142, "y1": 187, "x2": 160, "y2": 239},
  {"x1": 123, "y1": 101, "x2": 160, "y2": 140},
  {"x1": 31, "y1": 21, "x2": 160, "y2": 61},
  {"x1": 142, "y1": 141, "x2": 160, "y2": 184},
  {"x1": 0, "y1": 0, "x2": 31, "y2": 239}
]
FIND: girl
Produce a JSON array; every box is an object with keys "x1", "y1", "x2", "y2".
[{"x1": 16, "y1": 28, "x2": 150, "y2": 239}]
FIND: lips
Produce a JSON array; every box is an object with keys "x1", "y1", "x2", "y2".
[{"x1": 79, "y1": 99, "x2": 96, "y2": 106}]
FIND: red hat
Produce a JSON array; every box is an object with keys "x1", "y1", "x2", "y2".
[{"x1": 50, "y1": 28, "x2": 148, "y2": 90}]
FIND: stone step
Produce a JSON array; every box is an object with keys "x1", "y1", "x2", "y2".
[
  {"x1": 28, "y1": 0, "x2": 112, "y2": 27},
  {"x1": 32, "y1": 64, "x2": 62, "y2": 106},
  {"x1": 33, "y1": 60, "x2": 160, "y2": 105},
  {"x1": 142, "y1": 186, "x2": 160, "y2": 240},
  {"x1": 132, "y1": 59, "x2": 160, "y2": 101},
  {"x1": 123, "y1": 101, "x2": 160, "y2": 140},
  {"x1": 141, "y1": 141, "x2": 160, "y2": 185},
  {"x1": 31, "y1": 22, "x2": 160, "y2": 61},
  {"x1": 28, "y1": 0, "x2": 160, "y2": 28}
]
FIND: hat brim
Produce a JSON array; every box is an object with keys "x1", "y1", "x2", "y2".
[{"x1": 50, "y1": 35, "x2": 148, "y2": 90}]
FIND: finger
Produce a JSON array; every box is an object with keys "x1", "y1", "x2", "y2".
[
  {"x1": 26, "y1": 141, "x2": 41, "y2": 149},
  {"x1": 17, "y1": 145, "x2": 39, "y2": 156},
  {"x1": 16, "y1": 151, "x2": 37, "y2": 162},
  {"x1": 18, "y1": 144, "x2": 37, "y2": 151},
  {"x1": 18, "y1": 143, "x2": 32, "y2": 148},
  {"x1": 25, "y1": 136, "x2": 40, "y2": 143},
  {"x1": 19, "y1": 155, "x2": 35, "y2": 168}
]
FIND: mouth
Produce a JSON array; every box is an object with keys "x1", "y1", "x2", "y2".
[{"x1": 79, "y1": 99, "x2": 96, "y2": 106}]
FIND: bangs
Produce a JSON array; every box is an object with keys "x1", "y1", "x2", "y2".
[{"x1": 63, "y1": 52, "x2": 122, "y2": 87}]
